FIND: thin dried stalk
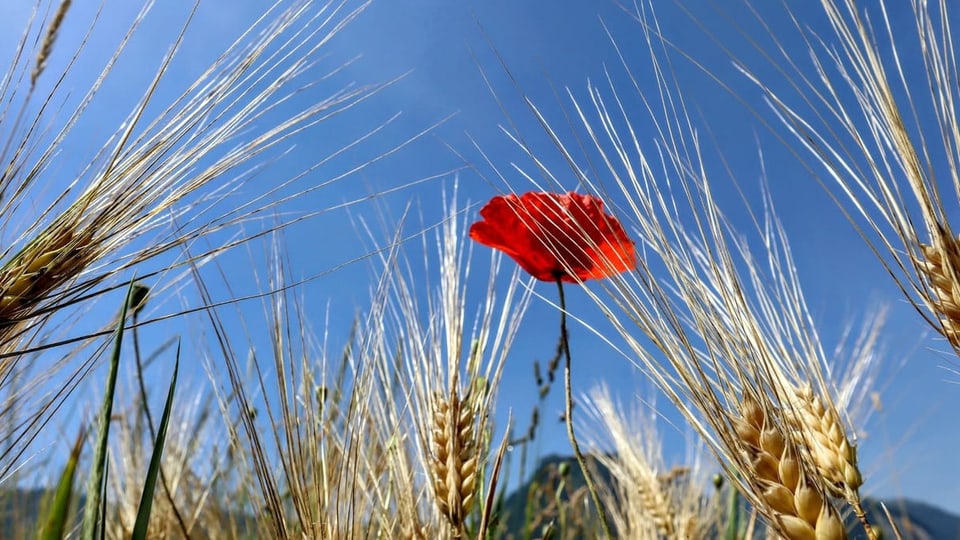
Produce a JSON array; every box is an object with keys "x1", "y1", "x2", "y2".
[
  {"x1": 202, "y1": 227, "x2": 418, "y2": 538},
  {"x1": 32, "y1": 0, "x2": 72, "y2": 88}
]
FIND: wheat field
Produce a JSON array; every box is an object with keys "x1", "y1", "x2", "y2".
[{"x1": 0, "y1": 1, "x2": 956, "y2": 539}]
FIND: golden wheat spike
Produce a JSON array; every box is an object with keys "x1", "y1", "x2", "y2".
[
  {"x1": 371, "y1": 192, "x2": 530, "y2": 537},
  {"x1": 788, "y1": 385, "x2": 863, "y2": 497},
  {"x1": 916, "y1": 238, "x2": 960, "y2": 347},
  {"x1": 737, "y1": 397, "x2": 847, "y2": 540},
  {"x1": 430, "y1": 387, "x2": 481, "y2": 535}
]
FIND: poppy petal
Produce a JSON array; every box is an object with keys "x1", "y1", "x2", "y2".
[{"x1": 470, "y1": 192, "x2": 636, "y2": 282}]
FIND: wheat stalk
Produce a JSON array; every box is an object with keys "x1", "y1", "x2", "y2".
[
  {"x1": 202, "y1": 239, "x2": 392, "y2": 537},
  {"x1": 31, "y1": 0, "x2": 71, "y2": 88}
]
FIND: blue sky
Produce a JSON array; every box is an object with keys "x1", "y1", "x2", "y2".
[{"x1": 6, "y1": 0, "x2": 960, "y2": 516}]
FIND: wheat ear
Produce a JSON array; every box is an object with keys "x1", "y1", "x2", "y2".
[
  {"x1": 916, "y1": 238, "x2": 960, "y2": 348},
  {"x1": 789, "y1": 385, "x2": 863, "y2": 496},
  {"x1": 581, "y1": 386, "x2": 716, "y2": 539},
  {"x1": 789, "y1": 384, "x2": 879, "y2": 540},
  {"x1": 640, "y1": 476, "x2": 677, "y2": 537},
  {"x1": 430, "y1": 384, "x2": 481, "y2": 537},
  {"x1": 736, "y1": 396, "x2": 847, "y2": 540}
]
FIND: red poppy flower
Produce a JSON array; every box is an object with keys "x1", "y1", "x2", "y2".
[{"x1": 469, "y1": 192, "x2": 636, "y2": 282}]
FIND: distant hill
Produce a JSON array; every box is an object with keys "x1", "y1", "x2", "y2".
[
  {"x1": 3, "y1": 463, "x2": 957, "y2": 538},
  {"x1": 495, "y1": 454, "x2": 612, "y2": 537},
  {"x1": 0, "y1": 487, "x2": 256, "y2": 538},
  {"x1": 864, "y1": 498, "x2": 960, "y2": 540},
  {"x1": 495, "y1": 454, "x2": 960, "y2": 539}
]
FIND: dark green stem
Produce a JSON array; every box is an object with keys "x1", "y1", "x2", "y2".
[{"x1": 556, "y1": 278, "x2": 613, "y2": 540}]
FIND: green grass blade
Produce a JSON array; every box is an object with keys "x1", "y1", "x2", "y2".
[
  {"x1": 725, "y1": 484, "x2": 741, "y2": 540},
  {"x1": 131, "y1": 342, "x2": 180, "y2": 540},
  {"x1": 80, "y1": 281, "x2": 135, "y2": 540},
  {"x1": 37, "y1": 428, "x2": 85, "y2": 540}
]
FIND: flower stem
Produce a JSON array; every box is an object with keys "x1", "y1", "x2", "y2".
[{"x1": 556, "y1": 278, "x2": 613, "y2": 540}]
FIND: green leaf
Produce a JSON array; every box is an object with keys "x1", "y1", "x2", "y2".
[
  {"x1": 131, "y1": 342, "x2": 179, "y2": 540},
  {"x1": 37, "y1": 428, "x2": 85, "y2": 540},
  {"x1": 81, "y1": 280, "x2": 135, "y2": 540}
]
